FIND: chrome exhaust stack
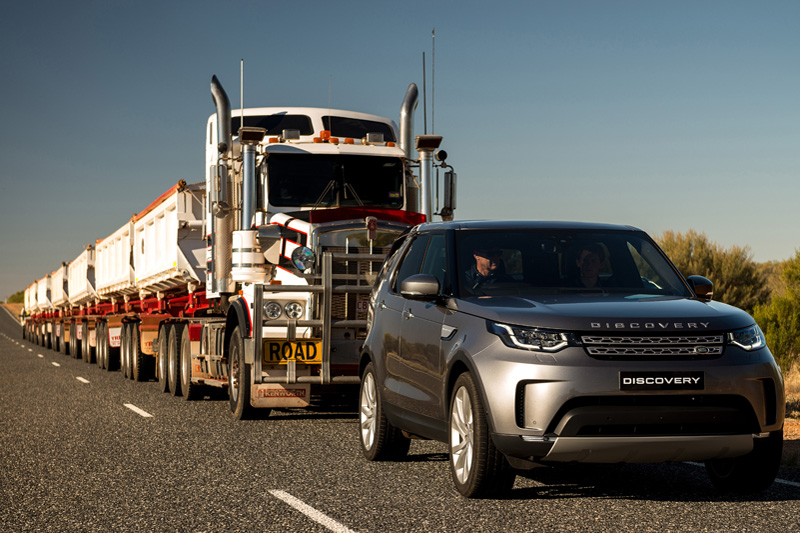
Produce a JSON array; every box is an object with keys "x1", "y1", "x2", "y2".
[
  {"x1": 399, "y1": 84, "x2": 419, "y2": 214},
  {"x1": 209, "y1": 75, "x2": 236, "y2": 295}
]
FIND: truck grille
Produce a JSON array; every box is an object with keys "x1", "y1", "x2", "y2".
[
  {"x1": 321, "y1": 245, "x2": 390, "y2": 322},
  {"x1": 580, "y1": 334, "x2": 725, "y2": 360}
]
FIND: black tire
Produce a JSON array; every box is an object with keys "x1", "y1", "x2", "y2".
[
  {"x1": 81, "y1": 322, "x2": 88, "y2": 362},
  {"x1": 448, "y1": 372, "x2": 515, "y2": 498},
  {"x1": 228, "y1": 326, "x2": 254, "y2": 419},
  {"x1": 168, "y1": 324, "x2": 183, "y2": 397},
  {"x1": 71, "y1": 322, "x2": 81, "y2": 359},
  {"x1": 45, "y1": 327, "x2": 52, "y2": 350},
  {"x1": 84, "y1": 322, "x2": 95, "y2": 364},
  {"x1": 122, "y1": 322, "x2": 130, "y2": 378},
  {"x1": 106, "y1": 324, "x2": 119, "y2": 372},
  {"x1": 359, "y1": 362, "x2": 410, "y2": 461},
  {"x1": 158, "y1": 324, "x2": 170, "y2": 393},
  {"x1": 130, "y1": 322, "x2": 149, "y2": 381},
  {"x1": 705, "y1": 429, "x2": 784, "y2": 494},
  {"x1": 97, "y1": 322, "x2": 106, "y2": 370},
  {"x1": 180, "y1": 325, "x2": 201, "y2": 401}
]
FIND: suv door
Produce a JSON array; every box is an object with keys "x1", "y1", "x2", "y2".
[{"x1": 387, "y1": 233, "x2": 450, "y2": 422}]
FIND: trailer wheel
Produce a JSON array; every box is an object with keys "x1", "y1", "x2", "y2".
[
  {"x1": 168, "y1": 324, "x2": 183, "y2": 397},
  {"x1": 180, "y1": 326, "x2": 201, "y2": 401},
  {"x1": 157, "y1": 324, "x2": 170, "y2": 393},
  {"x1": 106, "y1": 323, "x2": 119, "y2": 372},
  {"x1": 71, "y1": 322, "x2": 81, "y2": 360},
  {"x1": 131, "y1": 323, "x2": 149, "y2": 381},
  {"x1": 228, "y1": 326, "x2": 254, "y2": 419},
  {"x1": 95, "y1": 323, "x2": 104, "y2": 370}
]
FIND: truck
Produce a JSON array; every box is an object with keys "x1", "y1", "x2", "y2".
[{"x1": 21, "y1": 76, "x2": 456, "y2": 419}]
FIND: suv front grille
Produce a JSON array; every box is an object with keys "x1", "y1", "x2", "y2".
[{"x1": 581, "y1": 334, "x2": 725, "y2": 360}]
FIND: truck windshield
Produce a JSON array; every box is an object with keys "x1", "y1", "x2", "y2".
[
  {"x1": 456, "y1": 229, "x2": 692, "y2": 298},
  {"x1": 267, "y1": 154, "x2": 404, "y2": 209}
]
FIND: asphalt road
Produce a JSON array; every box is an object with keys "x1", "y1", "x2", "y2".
[{"x1": 2, "y1": 309, "x2": 799, "y2": 532}]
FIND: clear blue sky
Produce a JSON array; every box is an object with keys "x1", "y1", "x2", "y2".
[{"x1": 1, "y1": 0, "x2": 798, "y2": 300}]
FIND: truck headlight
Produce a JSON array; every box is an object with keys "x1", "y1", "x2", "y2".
[
  {"x1": 291, "y1": 246, "x2": 315, "y2": 270},
  {"x1": 284, "y1": 302, "x2": 304, "y2": 319},
  {"x1": 488, "y1": 322, "x2": 577, "y2": 352},
  {"x1": 264, "y1": 301, "x2": 283, "y2": 320},
  {"x1": 728, "y1": 325, "x2": 766, "y2": 351}
]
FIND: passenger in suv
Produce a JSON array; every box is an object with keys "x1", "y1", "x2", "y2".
[{"x1": 358, "y1": 221, "x2": 784, "y2": 498}]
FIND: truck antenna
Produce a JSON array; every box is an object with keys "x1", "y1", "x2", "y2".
[
  {"x1": 432, "y1": 27, "x2": 435, "y2": 135},
  {"x1": 422, "y1": 52, "x2": 427, "y2": 135},
  {"x1": 241, "y1": 59, "x2": 246, "y2": 133}
]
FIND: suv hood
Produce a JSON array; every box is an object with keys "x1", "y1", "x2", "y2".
[{"x1": 457, "y1": 294, "x2": 754, "y2": 333}]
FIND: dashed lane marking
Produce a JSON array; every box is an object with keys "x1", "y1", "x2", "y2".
[
  {"x1": 51, "y1": 362, "x2": 60, "y2": 367},
  {"x1": 124, "y1": 404, "x2": 153, "y2": 418},
  {"x1": 76, "y1": 377, "x2": 90, "y2": 384},
  {"x1": 269, "y1": 490, "x2": 355, "y2": 533},
  {"x1": 37, "y1": 354, "x2": 44, "y2": 358}
]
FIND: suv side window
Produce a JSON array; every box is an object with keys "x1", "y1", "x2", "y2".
[
  {"x1": 420, "y1": 233, "x2": 447, "y2": 292},
  {"x1": 391, "y1": 234, "x2": 430, "y2": 293}
]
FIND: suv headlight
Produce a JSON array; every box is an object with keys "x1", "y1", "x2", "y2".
[
  {"x1": 728, "y1": 325, "x2": 766, "y2": 351},
  {"x1": 489, "y1": 322, "x2": 577, "y2": 352}
]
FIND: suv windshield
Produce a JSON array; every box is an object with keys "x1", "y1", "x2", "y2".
[
  {"x1": 456, "y1": 229, "x2": 691, "y2": 298},
  {"x1": 266, "y1": 154, "x2": 404, "y2": 209}
]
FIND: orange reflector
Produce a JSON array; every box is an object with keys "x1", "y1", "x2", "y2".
[
  {"x1": 345, "y1": 138, "x2": 354, "y2": 144},
  {"x1": 313, "y1": 137, "x2": 322, "y2": 143},
  {"x1": 387, "y1": 142, "x2": 396, "y2": 147},
  {"x1": 270, "y1": 280, "x2": 282, "y2": 285},
  {"x1": 330, "y1": 137, "x2": 339, "y2": 144},
  {"x1": 269, "y1": 137, "x2": 279, "y2": 143},
  {"x1": 320, "y1": 130, "x2": 331, "y2": 140}
]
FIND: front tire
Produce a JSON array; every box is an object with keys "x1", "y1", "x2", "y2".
[
  {"x1": 228, "y1": 326, "x2": 254, "y2": 420},
  {"x1": 449, "y1": 373, "x2": 515, "y2": 498},
  {"x1": 705, "y1": 429, "x2": 784, "y2": 494},
  {"x1": 359, "y1": 362, "x2": 410, "y2": 461}
]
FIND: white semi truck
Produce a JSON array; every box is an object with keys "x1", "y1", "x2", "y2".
[{"x1": 22, "y1": 75, "x2": 456, "y2": 419}]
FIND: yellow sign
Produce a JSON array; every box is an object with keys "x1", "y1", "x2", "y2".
[{"x1": 263, "y1": 339, "x2": 323, "y2": 364}]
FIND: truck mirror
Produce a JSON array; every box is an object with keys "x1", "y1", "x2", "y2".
[
  {"x1": 441, "y1": 170, "x2": 457, "y2": 221},
  {"x1": 256, "y1": 225, "x2": 282, "y2": 265}
]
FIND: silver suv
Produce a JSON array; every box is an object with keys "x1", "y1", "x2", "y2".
[{"x1": 358, "y1": 221, "x2": 784, "y2": 498}]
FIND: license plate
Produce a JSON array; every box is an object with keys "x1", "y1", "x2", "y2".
[
  {"x1": 620, "y1": 371, "x2": 704, "y2": 391},
  {"x1": 263, "y1": 339, "x2": 323, "y2": 364}
]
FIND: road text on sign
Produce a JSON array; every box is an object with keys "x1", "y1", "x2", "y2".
[{"x1": 263, "y1": 339, "x2": 323, "y2": 364}]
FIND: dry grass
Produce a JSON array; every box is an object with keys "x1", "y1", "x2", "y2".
[{"x1": 785, "y1": 364, "x2": 800, "y2": 419}]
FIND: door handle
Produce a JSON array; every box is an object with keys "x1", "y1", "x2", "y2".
[
  {"x1": 379, "y1": 302, "x2": 387, "y2": 310},
  {"x1": 402, "y1": 310, "x2": 414, "y2": 320}
]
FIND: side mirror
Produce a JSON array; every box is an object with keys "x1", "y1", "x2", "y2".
[
  {"x1": 441, "y1": 170, "x2": 457, "y2": 221},
  {"x1": 256, "y1": 224, "x2": 283, "y2": 265},
  {"x1": 687, "y1": 275, "x2": 713, "y2": 300},
  {"x1": 400, "y1": 274, "x2": 440, "y2": 300}
]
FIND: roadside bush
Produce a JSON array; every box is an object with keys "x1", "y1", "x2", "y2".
[
  {"x1": 753, "y1": 250, "x2": 800, "y2": 372},
  {"x1": 657, "y1": 230, "x2": 768, "y2": 313}
]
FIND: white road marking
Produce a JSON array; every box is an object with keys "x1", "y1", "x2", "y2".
[
  {"x1": 37, "y1": 354, "x2": 44, "y2": 358},
  {"x1": 27, "y1": 348, "x2": 32, "y2": 352},
  {"x1": 51, "y1": 362, "x2": 60, "y2": 367},
  {"x1": 76, "y1": 377, "x2": 90, "y2": 384},
  {"x1": 685, "y1": 461, "x2": 800, "y2": 488},
  {"x1": 269, "y1": 490, "x2": 355, "y2": 533},
  {"x1": 124, "y1": 404, "x2": 153, "y2": 418}
]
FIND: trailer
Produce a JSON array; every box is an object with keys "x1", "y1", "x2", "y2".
[{"x1": 21, "y1": 75, "x2": 456, "y2": 419}]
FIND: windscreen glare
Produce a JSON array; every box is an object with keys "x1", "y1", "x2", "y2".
[
  {"x1": 456, "y1": 229, "x2": 691, "y2": 298},
  {"x1": 266, "y1": 154, "x2": 404, "y2": 208}
]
